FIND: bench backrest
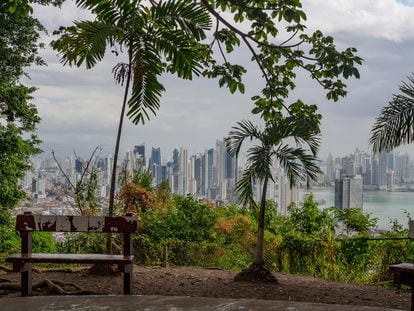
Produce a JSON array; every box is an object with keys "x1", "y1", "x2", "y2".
[{"x1": 15, "y1": 214, "x2": 137, "y2": 233}]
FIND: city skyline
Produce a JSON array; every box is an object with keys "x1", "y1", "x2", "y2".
[
  {"x1": 25, "y1": 138, "x2": 414, "y2": 225},
  {"x1": 27, "y1": 1, "x2": 414, "y2": 160}
]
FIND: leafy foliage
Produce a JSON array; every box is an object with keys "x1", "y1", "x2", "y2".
[
  {"x1": 54, "y1": 191, "x2": 414, "y2": 284},
  {"x1": 0, "y1": 209, "x2": 56, "y2": 255},
  {"x1": 370, "y1": 74, "x2": 414, "y2": 152},
  {"x1": 0, "y1": 210, "x2": 20, "y2": 253},
  {"x1": 225, "y1": 115, "x2": 322, "y2": 267},
  {"x1": 335, "y1": 208, "x2": 378, "y2": 236},
  {"x1": 200, "y1": 0, "x2": 362, "y2": 122},
  {"x1": 53, "y1": 148, "x2": 101, "y2": 216},
  {"x1": 52, "y1": 0, "x2": 362, "y2": 216},
  {"x1": 52, "y1": 0, "x2": 211, "y2": 125},
  {"x1": 287, "y1": 194, "x2": 336, "y2": 238},
  {"x1": 0, "y1": 2, "x2": 43, "y2": 210},
  {"x1": 51, "y1": 0, "x2": 213, "y2": 215}
]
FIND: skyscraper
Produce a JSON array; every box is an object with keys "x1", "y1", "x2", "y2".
[
  {"x1": 133, "y1": 143, "x2": 146, "y2": 167},
  {"x1": 149, "y1": 147, "x2": 162, "y2": 185},
  {"x1": 334, "y1": 175, "x2": 363, "y2": 209},
  {"x1": 326, "y1": 153, "x2": 335, "y2": 184}
]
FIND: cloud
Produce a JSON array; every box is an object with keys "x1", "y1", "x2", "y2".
[
  {"x1": 28, "y1": 1, "x2": 414, "y2": 160},
  {"x1": 303, "y1": 0, "x2": 414, "y2": 42}
]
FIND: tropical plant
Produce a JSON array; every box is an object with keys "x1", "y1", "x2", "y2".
[
  {"x1": 288, "y1": 194, "x2": 336, "y2": 238},
  {"x1": 52, "y1": 147, "x2": 101, "y2": 215},
  {"x1": 226, "y1": 114, "x2": 322, "y2": 282},
  {"x1": 0, "y1": 1, "x2": 45, "y2": 211},
  {"x1": 52, "y1": 0, "x2": 362, "y2": 219},
  {"x1": 334, "y1": 208, "x2": 378, "y2": 236},
  {"x1": 51, "y1": 0, "x2": 212, "y2": 217},
  {"x1": 370, "y1": 74, "x2": 414, "y2": 152}
]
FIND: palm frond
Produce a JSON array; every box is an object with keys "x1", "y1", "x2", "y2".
[
  {"x1": 226, "y1": 120, "x2": 261, "y2": 157},
  {"x1": 247, "y1": 145, "x2": 274, "y2": 182},
  {"x1": 370, "y1": 75, "x2": 414, "y2": 152},
  {"x1": 52, "y1": 20, "x2": 116, "y2": 69},
  {"x1": 75, "y1": 0, "x2": 131, "y2": 25},
  {"x1": 266, "y1": 117, "x2": 321, "y2": 156},
  {"x1": 154, "y1": 29, "x2": 205, "y2": 79},
  {"x1": 127, "y1": 42, "x2": 165, "y2": 125},
  {"x1": 152, "y1": 0, "x2": 211, "y2": 40},
  {"x1": 276, "y1": 145, "x2": 322, "y2": 187},
  {"x1": 235, "y1": 168, "x2": 257, "y2": 209}
]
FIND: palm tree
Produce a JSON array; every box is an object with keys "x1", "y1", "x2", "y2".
[
  {"x1": 370, "y1": 74, "x2": 414, "y2": 153},
  {"x1": 226, "y1": 117, "x2": 322, "y2": 282},
  {"x1": 51, "y1": 0, "x2": 211, "y2": 216}
]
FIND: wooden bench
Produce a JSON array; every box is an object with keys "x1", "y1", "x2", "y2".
[
  {"x1": 389, "y1": 220, "x2": 414, "y2": 311},
  {"x1": 6, "y1": 212, "x2": 137, "y2": 296},
  {"x1": 389, "y1": 263, "x2": 414, "y2": 311}
]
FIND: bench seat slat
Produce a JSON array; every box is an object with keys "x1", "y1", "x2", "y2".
[
  {"x1": 6, "y1": 253, "x2": 134, "y2": 265},
  {"x1": 390, "y1": 263, "x2": 414, "y2": 273}
]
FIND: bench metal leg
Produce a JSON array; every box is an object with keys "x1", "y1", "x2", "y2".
[
  {"x1": 123, "y1": 264, "x2": 132, "y2": 295},
  {"x1": 21, "y1": 263, "x2": 32, "y2": 296},
  {"x1": 411, "y1": 287, "x2": 414, "y2": 311}
]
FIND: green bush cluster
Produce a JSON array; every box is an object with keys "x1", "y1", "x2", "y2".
[
  {"x1": 131, "y1": 193, "x2": 413, "y2": 284},
  {"x1": 2, "y1": 193, "x2": 413, "y2": 285},
  {"x1": 0, "y1": 210, "x2": 57, "y2": 256}
]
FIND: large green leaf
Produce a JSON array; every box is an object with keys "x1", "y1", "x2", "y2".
[
  {"x1": 370, "y1": 75, "x2": 414, "y2": 153},
  {"x1": 52, "y1": 20, "x2": 117, "y2": 69}
]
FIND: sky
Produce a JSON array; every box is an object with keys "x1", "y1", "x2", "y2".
[{"x1": 27, "y1": 0, "x2": 414, "y2": 161}]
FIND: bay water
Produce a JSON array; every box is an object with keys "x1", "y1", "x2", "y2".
[{"x1": 300, "y1": 188, "x2": 414, "y2": 230}]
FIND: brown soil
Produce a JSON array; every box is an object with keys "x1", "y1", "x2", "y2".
[{"x1": 0, "y1": 266, "x2": 410, "y2": 310}]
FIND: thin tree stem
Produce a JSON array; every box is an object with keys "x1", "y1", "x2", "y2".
[
  {"x1": 254, "y1": 177, "x2": 268, "y2": 265},
  {"x1": 108, "y1": 42, "x2": 133, "y2": 217}
]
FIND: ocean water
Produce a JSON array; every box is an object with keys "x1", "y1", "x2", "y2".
[{"x1": 300, "y1": 188, "x2": 414, "y2": 230}]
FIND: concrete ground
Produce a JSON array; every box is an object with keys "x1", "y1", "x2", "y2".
[{"x1": 0, "y1": 295, "x2": 402, "y2": 311}]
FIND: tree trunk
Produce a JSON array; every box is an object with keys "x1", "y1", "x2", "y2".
[
  {"x1": 106, "y1": 45, "x2": 133, "y2": 255},
  {"x1": 108, "y1": 46, "x2": 133, "y2": 218},
  {"x1": 254, "y1": 177, "x2": 268, "y2": 265}
]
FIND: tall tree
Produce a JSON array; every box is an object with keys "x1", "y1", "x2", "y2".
[
  {"x1": 52, "y1": 0, "x2": 361, "y2": 217},
  {"x1": 226, "y1": 112, "x2": 322, "y2": 282},
  {"x1": 52, "y1": 0, "x2": 212, "y2": 216},
  {"x1": 370, "y1": 74, "x2": 414, "y2": 153},
  {"x1": 0, "y1": 2, "x2": 47, "y2": 210}
]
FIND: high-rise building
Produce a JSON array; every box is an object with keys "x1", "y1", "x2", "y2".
[
  {"x1": 387, "y1": 170, "x2": 395, "y2": 190},
  {"x1": 334, "y1": 175, "x2": 363, "y2": 209},
  {"x1": 194, "y1": 155, "x2": 202, "y2": 196},
  {"x1": 203, "y1": 148, "x2": 214, "y2": 198},
  {"x1": 133, "y1": 144, "x2": 146, "y2": 168},
  {"x1": 149, "y1": 147, "x2": 162, "y2": 185},
  {"x1": 326, "y1": 153, "x2": 335, "y2": 184},
  {"x1": 378, "y1": 152, "x2": 388, "y2": 188},
  {"x1": 179, "y1": 147, "x2": 188, "y2": 194},
  {"x1": 172, "y1": 148, "x2": 179, "y2": 174}
]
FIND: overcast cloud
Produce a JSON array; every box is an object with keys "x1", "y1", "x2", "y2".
[{"x1": 27, "y1": 0, "x2": 414, "y2": 161}]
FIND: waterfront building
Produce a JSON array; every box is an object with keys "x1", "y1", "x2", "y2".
[
  {"x1": 378, "y1": 152, "x2": 388, "y2": 189},
  {"x1": 334, "y1": 175, "x2": 363, "y2": 209},
  {"x1": 387, "y1": 170, "x2": 395, "y2": 190},
  {"x1": 325, "y1": 153, "x2": 335, "y2": 184}
]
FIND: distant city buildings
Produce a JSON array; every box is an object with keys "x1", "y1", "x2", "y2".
[
  {"x1": 334, "y1": 175, "x2": 363, "y2": 209},
  {"x1": 22, "y1": 144, "x2": 414, "y2": 216},
  {"x1": 323, "y1": 149, "x2": 414, "y2": 191},
  {"x1": 22, "y1": 138, "x2": 303, "y2": 216}
]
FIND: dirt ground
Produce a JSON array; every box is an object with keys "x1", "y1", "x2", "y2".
[{"x1": 0, "y1": 266, "x2": 410, "y2": 310}]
